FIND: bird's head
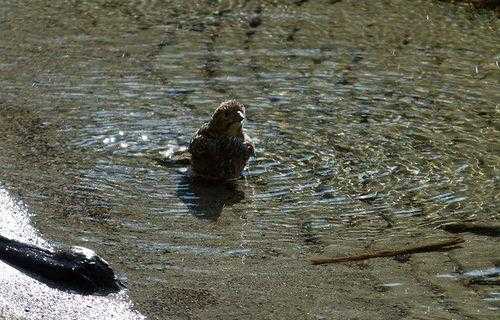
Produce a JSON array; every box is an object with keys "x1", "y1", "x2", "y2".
[{"x1": 209, "y1": 100, "x2": 246, "y2": 136}]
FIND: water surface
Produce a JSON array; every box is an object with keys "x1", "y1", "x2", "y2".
[{"x1": 0, "y1": 0, "x2": 499, "y2": 319}]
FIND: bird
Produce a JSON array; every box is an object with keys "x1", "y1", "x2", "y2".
[{"x1": 188, "y1": 100, "x2": 254, "y2": 181}]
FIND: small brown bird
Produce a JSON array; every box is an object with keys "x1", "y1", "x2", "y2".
[{"x1": 189, "y1": 100, "x2": 254, "y2": 181}]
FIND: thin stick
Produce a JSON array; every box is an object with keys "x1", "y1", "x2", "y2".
[
  {"x1": 311, "y1": 237, "x2": 464, "y2": 265},
  {"x1": 466, "y1": 278, "x2": 500, "y2": 286},
  {"x1": 440, "y1": 222, "x2": 500, "y2": 237}
]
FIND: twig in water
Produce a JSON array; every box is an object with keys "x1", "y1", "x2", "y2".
[
  {"x1": 440, "y1": 222, "x2": 500, "y2": 237},
  {"x1": 466, "y1": 278, "x2": 500, "y2": 286},
  {"x1": 311, "y1": 237, "x2": 464, "y2": 265}
]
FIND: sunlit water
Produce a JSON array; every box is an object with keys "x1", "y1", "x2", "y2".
[{"x1": 0, "y1": 0, "x2": 498, "y2": 319}]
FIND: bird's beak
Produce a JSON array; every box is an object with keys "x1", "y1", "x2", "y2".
[{"x1": 237, "y1": 111, "x2": 245, "y2": 122}]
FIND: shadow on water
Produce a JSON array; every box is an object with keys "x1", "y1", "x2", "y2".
[{"x1": 176, "y1": 175, "x2": 245, "y2": 221}]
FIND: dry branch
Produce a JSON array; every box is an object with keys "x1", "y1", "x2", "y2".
[
  {"x1": 440, "y1": 222, "x2": 500, "y2": 237},
  {"x1": 311, "y1": 237, "x2": 464, "y2": 265}
]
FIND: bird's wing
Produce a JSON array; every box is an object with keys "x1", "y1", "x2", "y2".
[
  {"x1": 243, "y1": 133, "x2": 255, "y2": 157},
  {"x1": 189, "y1": 132, "x2": 219, "y2": 158}
]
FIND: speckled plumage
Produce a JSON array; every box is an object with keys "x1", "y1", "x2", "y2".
[{"x1": 189, "y1": 100, "x2": 254, "y2": 181}]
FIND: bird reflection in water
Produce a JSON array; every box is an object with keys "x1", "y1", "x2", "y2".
[{"x1": 176, "y1": 175, "x2": 245, "y2": 221}]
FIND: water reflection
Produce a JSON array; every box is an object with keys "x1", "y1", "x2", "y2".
[{"x1": 176, "y1": 175, "x2": 245, "y2": 221}]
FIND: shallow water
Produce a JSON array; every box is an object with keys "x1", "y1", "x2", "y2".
[{"x1": 0, "y1": 0, "x2": 499, "y2": 319}]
